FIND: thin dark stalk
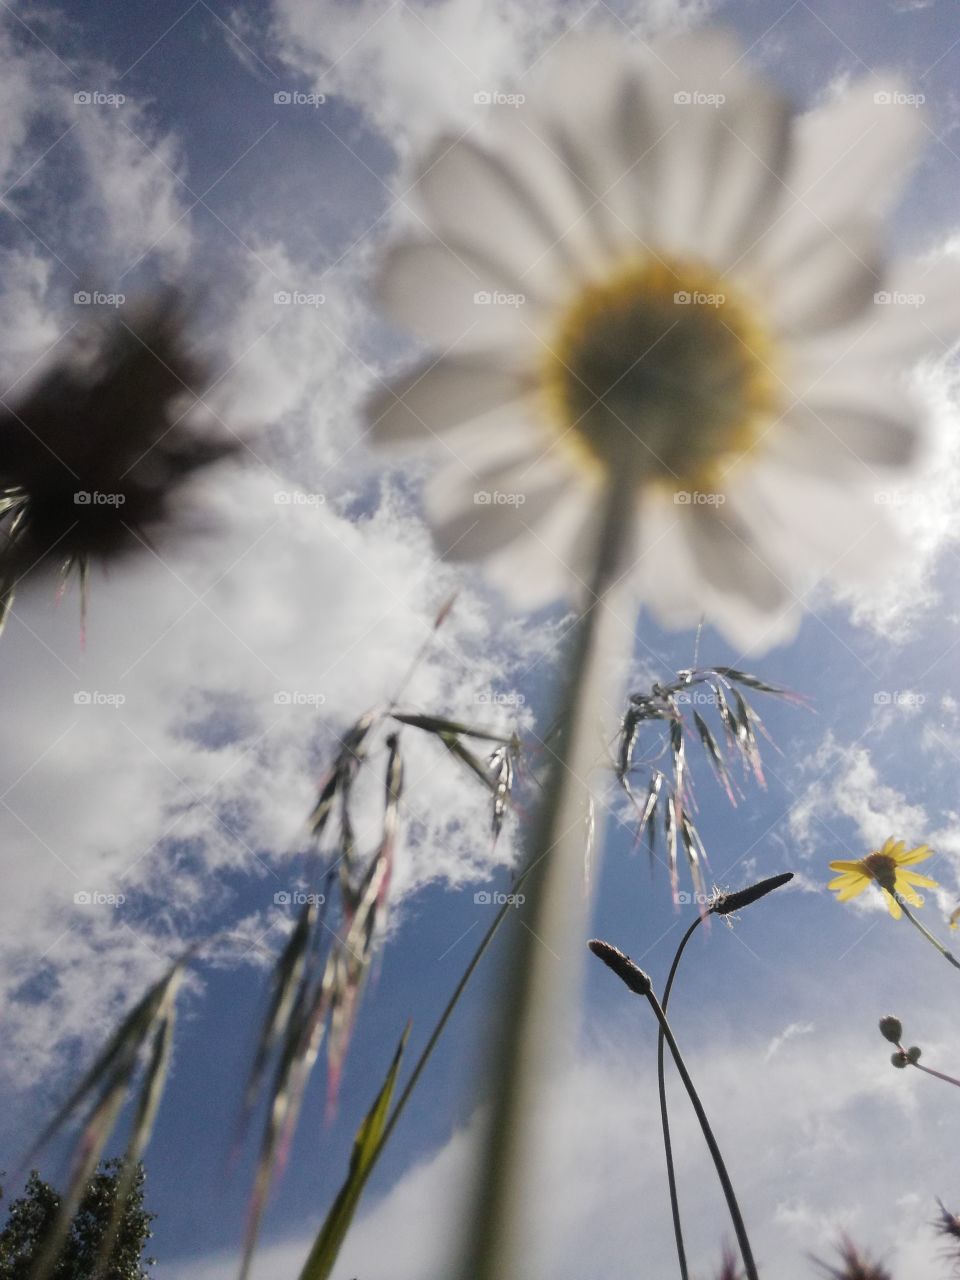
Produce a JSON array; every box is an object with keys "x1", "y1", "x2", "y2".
[
  {"x1": 374, "y1": 857, "x2": 536, "y2": 1163},
  {"x1": 914, "y1": 1061, "x2": 960, "y2": 1088},
  {"x1": 657, "y1": 915, "x2": 703, "y2": 1280},
  {"x1": 302, "y1": 856, "x2": 540, "y2": 1255},
  {"x1": 645, "y1": 988, "x2": 759, "y2": 1280}
]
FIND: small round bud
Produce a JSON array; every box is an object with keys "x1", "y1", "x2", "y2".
[
  {"x1": 907, "y1": 1045, "x2": 922, "y2": 1063},
  {"x1": 891, "y1": 1051, "x2": 909, "y2": 1069},
  {"x1": 879, "y1": 1016, "x2": 903, "y2": 1044}
]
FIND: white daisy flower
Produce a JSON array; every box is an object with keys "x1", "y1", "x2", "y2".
[{"x1": 368, "y1": 29, "x2": 960, "y2": 651}]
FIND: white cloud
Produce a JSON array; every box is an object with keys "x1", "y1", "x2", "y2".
[
  {"x1": 0, "y1": 0, "x2": 628, "y2": 1101},
  {"x1": 788, "y1": 734, "x2": 929, "y2": 856},
  {"x1": 764, "y1": 1019, "x2": 815, "y2": 1061},
  {"x1": 0, "y1": 455, "x2": 546, "y2": 1087},
  {"x1": 260, "y1": 0, "x2": 717, "y2": 151},
  {"x1": 0, "y1": 25, "x2": 193, "y2": 291},
  {"x1": 168, "y1": 1014, "x2": 953, "y2": 1280},
  {"x1": 835, "y1": 347, "x2": 960, "y2": 642}
]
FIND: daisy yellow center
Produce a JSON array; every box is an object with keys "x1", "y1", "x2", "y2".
[{"x1": 542, "y1": 258, "x2": 777, "y2": 489}]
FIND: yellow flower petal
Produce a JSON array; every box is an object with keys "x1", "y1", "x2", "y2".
[
  {"x1": 884, "y1": 890, "x2": 903, "y2": 919},
  {"x1": 897, "y1": 844, "x2": 932, "y2": 866},
  {"x1": 898, "y1": 870, "x2": 938, "y2": 889},
  {"x1": 828, "y1": 860, "x2": 866, "y2": 875},
  {"x1": 828, "y1": 871, "x2": 862, "y2": 889},
  {"x1": 834, "y1": 880, "x2": 870, "y2": 902}
]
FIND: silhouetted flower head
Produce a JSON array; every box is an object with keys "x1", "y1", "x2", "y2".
[
  {"x1": 0, "y1": 295, "x2": 237, "y2": 598},
  {"x1": 816, "y1": 1237, "x2": 892, "y2": 1279},
  {"x1": 587, "y1": 939, "x2": 651, "y2": 995}
]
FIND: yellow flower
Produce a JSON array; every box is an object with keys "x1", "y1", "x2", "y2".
[{"x1": 828, "y1": 837, "x2": 938, "y2": 919}]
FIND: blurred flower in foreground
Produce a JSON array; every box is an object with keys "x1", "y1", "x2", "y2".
[
  {"x1": 935, "y1": 1198, "x2": 960, "y2": 1269},
  {"x1": 828, "y1": 837, "x2": 937, "y2": 919},
  {"x1": 369, "y1": 30, "x2": 959, "y2": 649},
  {"x1": 0, "y1": 295, "x2": 238, "y2": 628},
  {"x1": 816, "y1": 1238, "x2": 892, "y2": 1280}
]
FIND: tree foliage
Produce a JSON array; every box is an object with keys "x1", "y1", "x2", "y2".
[{"x1": 0, "y1": 1159, "x2": 155, "y2": 1280}]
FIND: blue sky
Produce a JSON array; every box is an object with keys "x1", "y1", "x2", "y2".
[{"x1": 4, "y1": 0, "x2": 960, "y2": 1277}]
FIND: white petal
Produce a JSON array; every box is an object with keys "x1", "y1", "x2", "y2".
[
  {"x1": 410, "y1": 135, "x2": 585, "y2": 300},
  {"x1": 429, "y1": 473, "x2": 573, "y2": 563},
  {"x1": 375, "y1": 239, "x2": 545, "y2": 348},
  {"x1": 494, "y1": 34, "x2": 671, "y2": 273},
  {"x1": 618, "y1": 32, "x2": 793, "y2": 268},
  {"x1": 425, "y1": 431, "x2": 574, "y2": 531},
  {"x1": 482, "y1": 482, "x2": 600, "y2": 609},
  {"x1": 685, "y1": 502, "x2": 791, "y2": 614},
  {"x1": 857, "y1": 257, "x2": 960, "y2": 363},
  {"x1": 787, "y1": 257, "x2": 960, "y2": 384},
  {"x1": 752, "y1": 79, "x2": 923, "y2": 277},
  {"x1": 765, "y1": 226, "x2": 883, "y2": 339},
  {"x1": 763, "y1": 387, "x2": 919, "y2": 480},
  {"x1": 628, "y1": 496, "x2": 704, "y2": 630},
  {"x1": 732, "y1": 458, "x2": 902, "y2": 590},
  {"x1": 635, "y1": 490, "x2": 801, "y2": 653},
  {"x1": 367, "y1": 354, "x2": 531, "y2": 444}
]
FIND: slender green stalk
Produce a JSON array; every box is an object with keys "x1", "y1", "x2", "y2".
[
  {"x1": 459, "y1": 473, "x2": 635, "y2": 1279},
  {"x1": 899, "y1": 901, "x2": 960, "y2": 971},
  {"x1": 374, "y1": 857, "x2": 538, "y2": 1165},
  {"x1": 645, "y1": 988, "x2": 759, "y2": 1280},
  {"x1": 655, "y1": 874, "x2": 793, "y2": 1280},
  {"x1": 657, "y1": 915, "x2": 702, "y2": 1280}
]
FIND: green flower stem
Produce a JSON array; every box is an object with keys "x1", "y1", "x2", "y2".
[
  {"x1": 459, "y1": 472, "x2": 635, "y2": 1280},
  {"x1": 371, "y1": 856, "x2": 538, "y2": 1170},
  {"x1": 899, "y1": 901, "x2": 960, "y2": 972},
  {"x1": 644, "y1": 987, "x2": 759, "y2": 1280},
  {"x1": 657, "y1": 915, "x2": 703, "y2": 1280}
]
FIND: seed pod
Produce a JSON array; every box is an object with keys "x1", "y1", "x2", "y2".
[{"x1": 878, "y1": 1016, "x2": 903, "y2": 1044}]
